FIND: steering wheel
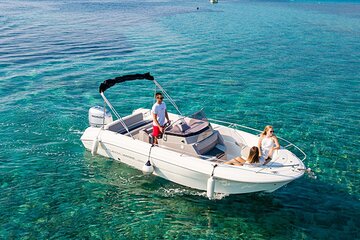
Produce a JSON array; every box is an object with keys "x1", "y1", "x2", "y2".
[{"x1": 163, "y1": 117, "x2": 185, "y2": 133}]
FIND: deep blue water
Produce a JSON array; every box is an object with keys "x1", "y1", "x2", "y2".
[{"x1": 0, "y1": 0, "x2": 359, "y2": 239}]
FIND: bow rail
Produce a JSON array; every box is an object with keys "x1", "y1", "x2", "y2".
[{"x1": 208, "y1": 118, "x2": 307, "y2": 162}]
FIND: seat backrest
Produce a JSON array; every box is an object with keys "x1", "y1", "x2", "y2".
[
  {"x1": 241, "y1": 146, "x2": 251, "y2": 159},
  {"x1": 104, "y1": 113, "x2": 144, "y2": 133}
]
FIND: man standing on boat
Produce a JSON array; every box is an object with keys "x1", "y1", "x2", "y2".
[{"x1": 152, "y1": 92, "x2": 170, "y2": 144}]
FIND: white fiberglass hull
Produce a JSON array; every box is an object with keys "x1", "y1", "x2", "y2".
[{"x1": 81, "y1": 121, "x2": 305, "y2": 195}]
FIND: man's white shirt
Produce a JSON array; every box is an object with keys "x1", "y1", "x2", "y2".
[{"x1": 152, "y1": 102, "x2": 167, "y2": 126}]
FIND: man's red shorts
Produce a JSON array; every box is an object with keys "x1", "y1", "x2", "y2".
[{"x1": 153, "y1": 125, "x2": 162, "y2": 137}]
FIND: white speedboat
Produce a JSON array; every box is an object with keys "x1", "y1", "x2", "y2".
[{"x1": 81, "y1": 73, "x2": 307, "y2": 199}]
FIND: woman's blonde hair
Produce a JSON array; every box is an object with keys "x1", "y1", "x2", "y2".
[
  {"x1": 261, "y1": 125, "x2": 273, "y2": 136},
  {"x1": 248, "y1": 146, "x2": 260, "y2": 163}
]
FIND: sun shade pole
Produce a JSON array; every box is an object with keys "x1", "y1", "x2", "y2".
[
  {"x1": 100, "y1": 92, "x2": 134, "y2": 139},
  {"x1": 153, "y1": 80, "x2": 183, "y2": 116}
]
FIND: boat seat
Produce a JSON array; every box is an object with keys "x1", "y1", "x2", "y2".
[
  {"x1": 202, "y1": 145, "x2": 226, "y2": 160},
  {"x1": 141, "y1": 125, "x2": 153, "y2": 134},
  {"x1": 138, "y1": 125, "x2": 154, "y2": 143},
  {"x1": 124, "y1": 121, "x2": 152, "y2": 136},
  {"x1": 105, "y1": 113, "x2": 148, "y2": 134},
  {"x1": 138, "y1": 125, "x2": 167, "y2": 144}
]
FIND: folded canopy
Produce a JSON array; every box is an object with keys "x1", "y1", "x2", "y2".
[{"x1": 99, "y1": 72, "x2": 154, "y2": 93}]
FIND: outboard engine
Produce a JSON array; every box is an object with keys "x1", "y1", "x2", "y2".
[{"x1": 88, "y1": 106, "x2": 113, "y2": 128}]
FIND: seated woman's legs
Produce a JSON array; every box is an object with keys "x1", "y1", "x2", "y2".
[{"x1": 224, "y1": 156, "x2": 245, "y2": 166}]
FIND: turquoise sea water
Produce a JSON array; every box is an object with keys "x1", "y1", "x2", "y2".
[{"x1": 1, "y1": 0, "x2": 359, "y2": 239}]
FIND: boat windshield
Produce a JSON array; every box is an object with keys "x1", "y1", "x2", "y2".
[
  {"x1": 188, "y1": 109, "x2": 208, "y2": 123},
  {"x1": 165, "y1": 109, "x2": 209, "y2": 137}
]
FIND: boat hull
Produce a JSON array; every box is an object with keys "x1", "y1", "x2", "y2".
[{"x1": 81, "y1": 125, "x2": 304, "y2": 195}]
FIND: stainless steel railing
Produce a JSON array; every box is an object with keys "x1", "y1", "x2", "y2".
[{"x1": 208, "y1": 118, "x2": 307, "y2": 162}]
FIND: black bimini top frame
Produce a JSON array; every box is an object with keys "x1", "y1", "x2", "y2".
[{"x1": 99, "y1": 72, "x2": 154, "y2": 93}]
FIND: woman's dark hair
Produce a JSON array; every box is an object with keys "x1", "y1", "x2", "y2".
[{"x1": 248, "y1": 146, "x2": 260, "y2": 163}]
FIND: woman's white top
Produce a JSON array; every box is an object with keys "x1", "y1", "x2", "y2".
[{"x1": 261, "y1": 136, "x2": 275, "y2": 159}]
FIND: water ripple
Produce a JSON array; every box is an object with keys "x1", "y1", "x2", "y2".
[{"x1": 0, "y1": 0, "x2": 359, "y2": 239}]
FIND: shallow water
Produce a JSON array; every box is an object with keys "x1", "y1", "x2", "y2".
[{"x1": 0, "y1": 0, "x2": 359, "y2": 239}]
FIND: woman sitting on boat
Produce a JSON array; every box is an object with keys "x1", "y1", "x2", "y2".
[
  {"x1": 224, "y1": 146, "x2": 264, "y2": 167},
  {"x1": 258, "y1": 125, "x2": 280, "y2": 161}
]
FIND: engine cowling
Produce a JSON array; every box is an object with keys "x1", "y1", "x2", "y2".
[{"x1": 88, "y1": 106, "x2": 113, "y2": 128}]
